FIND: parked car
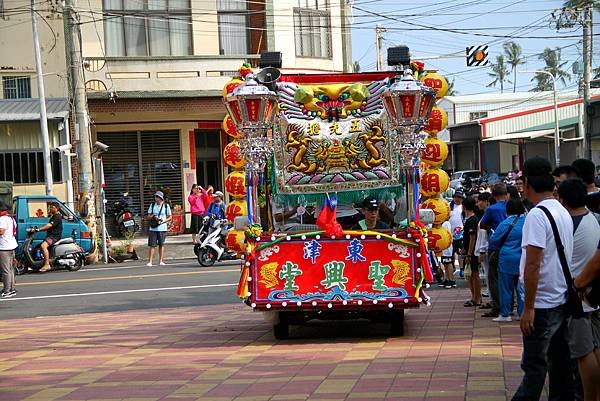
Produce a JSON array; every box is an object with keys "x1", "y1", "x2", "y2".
[{"x1": 450, "y1": 170, "x2": 481, "y2": 190}]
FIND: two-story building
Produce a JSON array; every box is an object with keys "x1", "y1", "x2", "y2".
[{"x1": 1, "y1": 0, "x2": 353, "y2": 232}]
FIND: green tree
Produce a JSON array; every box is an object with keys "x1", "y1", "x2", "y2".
[
  {"x1": 446, "y1": 78, "x2": 458, "y2": 96},
  {"x1": 531, "y1": 47, "x2": 571, "y2": 91},
  {"x1": 503, "y1": 41, "x2": 524, "y2": 92},
  {"x1": 563, "y1": 0, "x2": 600, "y2": 11},
  {"x1": 487, "y1": 55, "x2": 511, "y2": 93}
]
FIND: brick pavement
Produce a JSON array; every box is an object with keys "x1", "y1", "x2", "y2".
[{"x1": 0, "y1": 287, "x2": 533, "y2": 401}]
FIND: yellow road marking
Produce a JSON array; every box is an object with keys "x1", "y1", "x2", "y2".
[{"x1": 18, "y1": 269, "x2": 240, "y2": 286}]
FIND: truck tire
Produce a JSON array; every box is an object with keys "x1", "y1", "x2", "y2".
[
  {"x1": 273, "y1": 312, "x2": 289, "y2": 340},
  {"x1": 390, "y1": 310, "x2": 405, "y2": 336}
]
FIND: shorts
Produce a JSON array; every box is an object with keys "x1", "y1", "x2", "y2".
[
  {"x1": 42, "y1": 237, "x2": 57, "y2": 246},
  {"x1": 466, "y1": 256, "x2": 479, "y2": 273},
  {"x1": 148, "y1": 231, "x2": 167, "y2": 247},
  {"x1": 190, "y1": 214, "x2": 203, "y2": 233},
  {"x1": 441, "y1": 256, "x2": 453, "y2": 264},
  {"x1": 568, "y1": 311, "x2": 600, "y2": 359},
  {"x1": 452, "y1": 239, "x2": 463, "y2": 254}
]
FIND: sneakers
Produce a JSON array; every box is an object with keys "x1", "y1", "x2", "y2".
[
  {"x1": 1, "y1": 290, "x2": 16, "y2": 298},
  {"x1": 492, "y1": 316, "x2": 512, "y2": 322},
  {"x1": 459, "y1": 269, "x2": 464, "y2": 279},
  {"x1": 146, "y1": 262, "x2": 153, "y2": 267},
  {"x1": 444, "y1": 280, "x2": 456, "y2": 289},
  {"x1": 438, "y1": 280, "x2": 448, "y2": 287},
  {"x1": 159, "y1": 261, "x2": 166, "y2": 266}
]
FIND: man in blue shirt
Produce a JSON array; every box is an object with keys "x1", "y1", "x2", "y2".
[{"x1": 480, "y1": 183, "x2": 508, "y2": 317}]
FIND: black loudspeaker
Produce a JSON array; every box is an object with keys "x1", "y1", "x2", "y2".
[
  {"x1": 256, "y1": 67, "x2": 281, "y2": 92},
  {"x1": 387, "y1": 46, "x2": 410, "y2": 67},
  {"x1": 259, "y1": 51, "x2": 282, "y2": 68}
]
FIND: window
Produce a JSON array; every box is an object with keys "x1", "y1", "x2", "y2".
[
  {"x1": 294, "y1": 1, "x2": 331, "y2": 59},
  {"x1": 217, "y1": 0, "x2": 248, "y2": 55},
  {"x1": 103, "y1": 0, "x2": 192, "y2": 56},
  {"x1": 469, "y1": 111, "x2": 488, "y2": 121},
  {"x1": 0, "y1": 151, "x2": 61, "y2": 184},
  {"x1": 2, "y1": 76, "x2": 31, "y2": 99}
]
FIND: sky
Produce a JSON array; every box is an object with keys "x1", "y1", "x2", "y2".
[{"x1": 349, "y1": 0, "x2": 594, "y2": 95}]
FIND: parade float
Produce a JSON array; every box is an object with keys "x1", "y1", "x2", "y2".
[{"x1": 221, "y1": 48, "x2": 452, "y2": 339}]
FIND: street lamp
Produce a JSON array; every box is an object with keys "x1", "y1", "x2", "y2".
[{"x1": 522, "y1": 70, "x2": 560, "y2": 166}]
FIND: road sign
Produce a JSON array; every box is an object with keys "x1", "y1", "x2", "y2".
[{"x1": 466, "y1": 45, "x2": 490, "y2": 67}]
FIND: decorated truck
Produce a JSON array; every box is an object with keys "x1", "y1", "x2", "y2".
[{"x1": 220, "y1": 50, "x2": 453, "y2": 339}]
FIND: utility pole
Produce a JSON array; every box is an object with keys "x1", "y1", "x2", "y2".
[
  {"x1": 31, "y1": 0, "x2": 53, "y2": 195},
  {"x1": 64, "y1": 0, "x2": 97, "y2": 243},
  {"x1": 375, "y1": 25, "x2": 387, "y2": 71},
  {"x1": 583, "y1": 4, "x2": 592, "y2": 159}
]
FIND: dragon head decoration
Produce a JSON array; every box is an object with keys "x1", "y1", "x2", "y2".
[{"x1": 294, "y1": 83, "x2": 369, "y2": 121}]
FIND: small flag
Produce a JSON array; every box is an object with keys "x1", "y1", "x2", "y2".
[{"x1": 316, "y1": 193, "x2": 343, "y2": 237}]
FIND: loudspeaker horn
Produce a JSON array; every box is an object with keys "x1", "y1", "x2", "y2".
[{"x1": 256, "y1": 67, "x2": 281, "y2": 92}]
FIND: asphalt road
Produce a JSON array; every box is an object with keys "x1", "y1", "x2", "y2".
[{"x1": 0, "y1": 258, "x2": 243, "y2": 319}]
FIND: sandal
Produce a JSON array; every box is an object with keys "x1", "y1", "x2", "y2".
[
  {"x1": 482, "y1": 311, "x2": 499, "y2": 318},
  {"x1": 464, "y1": 300, "x2": 478, "y2": 307},
  {"x1": 478, "y1": 302, "x2": 493, "y2": 310}
]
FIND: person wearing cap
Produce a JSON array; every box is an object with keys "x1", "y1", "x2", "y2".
[
  {"x1": 35, "y1": 202, "x2": 63, "y2": 272},
  {"x1": 147, "y1": 191, "x2": 172, "y2": 266},
  {"x1": 351, "y1": 196, "x2": 390, "y2": 230},
  {"x1": 206, "y1": 191, "x2": 226, "y2": 221}
]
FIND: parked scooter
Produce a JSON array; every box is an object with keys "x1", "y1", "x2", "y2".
[
  {"x1": 16, "y1": 227, "x2": 86, "y2": 273},
  {"x1": 111, "y1": 192, "x2": 138, "y2": 237},
  {"x1": 195, "y1": 215, "x2": 237, "y2": 266}
]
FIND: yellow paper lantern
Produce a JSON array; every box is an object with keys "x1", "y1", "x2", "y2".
[
  {"x1": 225, "y1": 199, "x2": 248, "y2": 223},
  {"x1": 223, "y1": 141, "x2": 245, "y2": 169},
  {"x1": 222, "y1": 78, "x2": 244, "y2": 100},
  {"x1": 420, "y1": 168, "x2": 450, "y2": 197},
  {"x1": 424, "y1": 106, "x2": 448, "y2": 135},
  {"x1": 223, "y1": 115, "x2": 242, "y2": 139},
  {"x1": 226, "y1": 229, "x2": 247, "y2": 254},
  {"x1": 421, "y1": 197, "x2": 451, "y2": 225},
  {"x1": 225, "y1": 171, "x2": 247, "y2": 199},
  {"x1": 427, "y1": 225, "x2": 452, "y2": 253},
  {"x1": 420, "y1": 71, "x2": 448, "y2": 99},
  {"x1": 421, "y1": 136, "x2": 449, "y2": 167}
]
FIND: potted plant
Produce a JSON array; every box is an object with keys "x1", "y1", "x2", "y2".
[{"x1": 123, "y1": 230, "x2": 136, "y2": 254}]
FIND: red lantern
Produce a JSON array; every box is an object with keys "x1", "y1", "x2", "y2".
[
  {"x1": 223, "y1": 115, "x2": 242, "y2": 139},
  {"x1": 222, "y1": 78, "x2": 243, "y2": 100},
  {"x1": 226, "y1": 199, "x2": 248, "y2": 223},
  {"x1": 424, "y1": 106, "x2": 448, "y2": 135},
  {"x1": 420, "y1": 71, "x2": 448, "y2": 99},
  {"x1": 225, "y1": 171, "x2": 247, "y2": 199},
  {"x1": 223, "y1": 141, "x2": 245, "y2": 169},
  {"x1": 226, "y1": 229, "x2": 247, "y2": 254}
]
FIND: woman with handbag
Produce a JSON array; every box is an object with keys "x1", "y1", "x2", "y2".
[{"x1": 489, "y1": 199, "x2": 526, "y2": 322}]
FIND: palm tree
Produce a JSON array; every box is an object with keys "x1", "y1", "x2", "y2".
[
  {"x1": 503, "y1": 41, "x2": 524, "y2": 92},
  {"x1": 487, "y1": 55, "x2": 511, "y2": 93},
  {"x1": 446, "y1": 78, "x2": 457, "y2": 96},
  {"x1": 531, "y1": 47, "x2": 571, "y2": 91},
  {"x1": 352, "y1": 61, "x2": 361, "y2": 73},
  {"x1": 563, "y1": 0, "x2": 600, "y2": 11}
]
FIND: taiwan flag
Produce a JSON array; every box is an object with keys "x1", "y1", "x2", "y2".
[{"x1": 316, "y1": 194, "x2": 344, "y2": 237}]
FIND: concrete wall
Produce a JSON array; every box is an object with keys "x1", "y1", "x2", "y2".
[{"x1": 0, "y1": 2, "x2": 68, "y2": 98}]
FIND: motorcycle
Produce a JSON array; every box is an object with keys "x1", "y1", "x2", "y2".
[
  {"x1": 195, "y1": 215, "x2": 237, "y2": 266},
  {"x1": 111, "y1": 192, "x2": 138, "y2": 237},
  {"x1": 16, "y1": 227, "x2": 86, "y2": 273}
]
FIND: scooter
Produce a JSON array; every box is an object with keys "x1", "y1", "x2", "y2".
[
  {"x1": 111, "y1": 192, "x2": 138, "y2": 237},
  {"x1": 17, "y1": 227, "x2": 86, "y2": 273},
  {"x1": 195, "y1": 216, "x2": 237, "y2": 266}
]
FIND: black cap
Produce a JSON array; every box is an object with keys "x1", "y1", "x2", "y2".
[
  {"x1": 362, "y1": 196, "x2": 379, "y2": 210},
  {"x1": 522, "y1": 157, "x2": 552, "y2": 177},
  {"x1": 454, "y1": 190, "x2": 465, "y2": 198}
]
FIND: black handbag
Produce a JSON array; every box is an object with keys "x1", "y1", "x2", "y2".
[
  {"x1": 538, "y1": 206, "x2": 585, "y2": 318},
  {"x1": 148, "y1": 203, "x2": 164, "y2": 228}
]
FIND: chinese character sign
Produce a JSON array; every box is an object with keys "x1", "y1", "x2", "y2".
[{"x1": 250, "y1": 237, "x2": 417, "y2": 303}]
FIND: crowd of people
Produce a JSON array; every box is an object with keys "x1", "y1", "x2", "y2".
[{"x1": 436, "y1": 157, "x2": 600, "y2": 401}]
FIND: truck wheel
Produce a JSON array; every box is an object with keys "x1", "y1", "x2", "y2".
[
  {"x1": 273, "y1": 312, "x2": 289, "y2": 340},
  {"x1": 390, "y1": 310, "x2": 405, "y2": 336}
]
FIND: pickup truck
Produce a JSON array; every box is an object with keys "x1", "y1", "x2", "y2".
[{"x1": 12, "y1": 195, "x2": 95, "y2": 257}]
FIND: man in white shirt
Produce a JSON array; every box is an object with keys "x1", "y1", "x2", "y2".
[
  {"x1": 512, "y1": 157, "x2": 575, "y2": 401},
  {"x1": 0, "y1": 202, "x2": 18, "y2": 298},
  {"x1": 449, "y1": 191, "x2": 465, "y2": 276}
]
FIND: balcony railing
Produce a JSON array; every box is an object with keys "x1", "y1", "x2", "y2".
[{"x1": 83, "y1": 55, "x2": 260, "y2": 94}]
